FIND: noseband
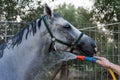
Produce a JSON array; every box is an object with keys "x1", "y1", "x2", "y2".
[{"x1": 42, "y1": 15, "x2": 84, "y2": 51}]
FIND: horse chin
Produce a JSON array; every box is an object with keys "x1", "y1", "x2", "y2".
[{"x1": 71, "y1": 48, "x2": 94, "y2": 57}]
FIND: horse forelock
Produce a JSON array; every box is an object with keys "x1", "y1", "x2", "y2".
[{"x1": 53, "y1": 13, "x2": 61, "y2": 18}]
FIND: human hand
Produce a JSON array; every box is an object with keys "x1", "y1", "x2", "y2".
[{"x1": 94, "y1": 56, "x2": 111, "y2": 68}]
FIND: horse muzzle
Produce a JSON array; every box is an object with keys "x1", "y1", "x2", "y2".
[{"x1": 70, "y1": 40, "x2": 97, "y2": 57}]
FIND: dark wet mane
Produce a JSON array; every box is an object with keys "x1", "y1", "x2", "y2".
[
  {"x1": 11, "y1": 13, "x2": 60, "y2": 47},
  {"x1": 0, "y1": 17, "x2": 42, "y2": 58},
  {"x1": 0, "y1": 43, "x2": 6, "y2": 58},
  {"x1": 11, "y1": 18, "x2": 42, "y2": 47},
  {"x1": 0, "y1": 13, "x2": 61, "y2": 58}
]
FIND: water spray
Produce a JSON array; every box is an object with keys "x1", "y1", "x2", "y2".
[
  {"x1": 49, "y1": 51, "x2": 117, "y2": 80},
  {"x1": 75, "y1": 55, "x2": 117, "y2": 80}
]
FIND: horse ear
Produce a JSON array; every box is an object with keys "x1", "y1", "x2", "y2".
[{"x1": 44, "y1": 4, "x2": 53, "y2": 17}]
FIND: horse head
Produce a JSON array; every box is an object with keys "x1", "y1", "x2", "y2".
[{"x1": 43, "y1": 4, "x2": 97, "y2": 57}]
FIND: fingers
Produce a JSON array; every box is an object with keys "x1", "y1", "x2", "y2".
[
  {"x1": 94, "y1": 56, "x2": 111, "y2": 68},
  {"x1": 93, "y1": 56, "x2": 104, "y2": 64},
  {"x1": 94, "y1": 56, "x2": 103, "y2": 60}
]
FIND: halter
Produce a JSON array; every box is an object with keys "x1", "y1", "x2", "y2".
[{"x1": 42, "y1": 15, "x2": 84, "y2": 51}]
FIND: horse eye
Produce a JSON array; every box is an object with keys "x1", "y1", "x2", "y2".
[{"x1": 63, "y1": 24, "x2": 71, "y2": 29}]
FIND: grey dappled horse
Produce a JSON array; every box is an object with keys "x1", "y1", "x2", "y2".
[{"x1": 0, "y1": 5, "x2": 97, "y2": 80}]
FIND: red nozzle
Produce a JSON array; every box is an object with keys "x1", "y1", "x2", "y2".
[
  {"x1": 76, "y1": 56, "x2": 85, "y2": 61},
  {"x1": 76, "y1": 56, "x2": 97, "y2": 63}
]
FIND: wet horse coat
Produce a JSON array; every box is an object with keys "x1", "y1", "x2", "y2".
[{"x1": 0, "y1": 5, "x2": 97, "y2": 80}]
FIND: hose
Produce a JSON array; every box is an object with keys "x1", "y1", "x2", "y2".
[
  {"x1": 76, "y1": 55, "x2": 117, "y2": 80},
  {"x1": 108, "y1": 68, "x2": 117, "y2": 80}
]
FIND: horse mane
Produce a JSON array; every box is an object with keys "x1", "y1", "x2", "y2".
[
  {"x1": 0, "y1": 43, "x2": 6, "y2": 58},
  {"x1": 11, "y1": 13, "x2": 60, "y2": 47},
  {"x1": 0, "y1": 13, "x2": 61, "y2": 58},
  {"x1": 0, "y1": 17, "x2": 43, "y2": 58},
  {"x1": 11, "y1": 18, "x2": 42, "y2": 47}
]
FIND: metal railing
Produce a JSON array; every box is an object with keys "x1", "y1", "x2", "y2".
[
  {"x1": 0, "y1": 21, "x2": 25, "y2": 43},
  {"x1": 69, "y1": 23, "x2": 120, "y2": 80}
]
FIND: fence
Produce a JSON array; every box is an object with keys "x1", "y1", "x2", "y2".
[
  {"x1": 0, "y1": 21, "x2": 120, "y2": 80},
  {"x1": 69, "y1": 23, "x2": 120, "y2": 80},
  {"x1": 0, "y1": 21, "x2": 25, "y2": 43}
]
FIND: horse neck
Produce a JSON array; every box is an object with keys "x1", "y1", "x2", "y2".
[{"x1": 2, "y1": 22, "x2": 51, "y2": 80}]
